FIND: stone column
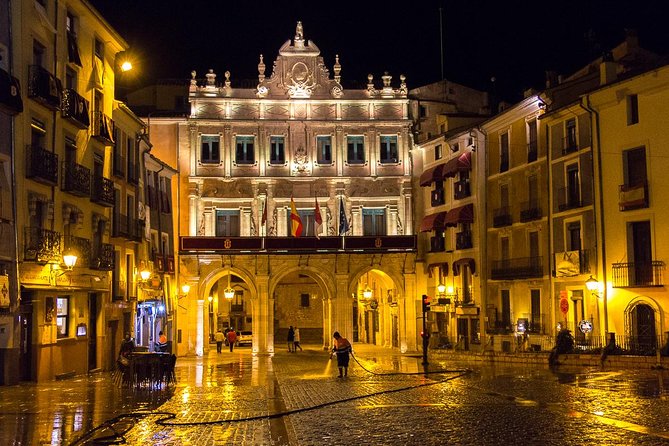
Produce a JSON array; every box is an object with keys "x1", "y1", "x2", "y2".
[
  {"x1": 402, "y1": 272, "x2": 417, "y2": 352},
  {"x1": 254, "y1": 274, "x2": 271, "y2": 355},
  {"x1": 332, "y1": 274, "x2": 353, "y2": 346}
]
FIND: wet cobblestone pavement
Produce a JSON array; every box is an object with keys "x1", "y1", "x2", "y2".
[{"x1": 2, "y1": 345, "x2": 669, "y2": 445}]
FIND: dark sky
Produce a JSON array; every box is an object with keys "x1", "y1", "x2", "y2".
[{"x1": 90, "y1": 0, "x2": 668, "y2": 102}]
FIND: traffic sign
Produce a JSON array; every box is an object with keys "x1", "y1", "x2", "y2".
[{"x1": 559, "y1": 297, "x2": 569, "y2": 315}]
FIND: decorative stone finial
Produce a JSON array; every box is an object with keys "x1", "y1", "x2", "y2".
[
  {"x1": 334, "y1": 54, "x2": 341, "y2": 83},
  {"x1": 258, "y1": 54, "x2": 266, "y2": 82},
  {"x1": 367, "y1": 74, "x2": 374, "y2": 90},
  {"x1": 382, "y1": 71, "x2": 392, "y2": 88},
  {"x1": 206, "y1": 69, "x2": 216, "y2": 86},
  {"x1": 224, "y1": 71, "x2": 231, "y2": 88},
  {"x1": 296, "y1": 21, "x2": 304, "y2": 40},
  {"x1": 190, "y1": 70, "x2": 197, "y2": 89},
  {"x1": 399, "y1": 74, "x2": 407, "y2": 96}
]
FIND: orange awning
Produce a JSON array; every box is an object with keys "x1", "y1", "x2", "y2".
[
  {"x1": 419, "y1": 163, "x2": 446, "y2": 187},
  {"x1": 443, "y1": 151, "x2": 472, "y2": 178},
  {"x1": 420, "y1": 211, "x2": 448, "y2": 232},
  {"x1": 443, "y1": 203, "x2": 474, "y2": 227}
]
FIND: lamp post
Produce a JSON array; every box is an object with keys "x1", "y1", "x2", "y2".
[
  {"x1": 585, "y1": 275, "x2": 609, "y2": 343},
  {"x1": 208, "y1": 295, "x2": 214, "y2": 342}
]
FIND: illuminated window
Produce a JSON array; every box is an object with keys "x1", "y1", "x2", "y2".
[
  {"x1": 346, "y1": 136, "x2": 364, "y2": 164},
  {"x1": 216, "y1": 210, "x2": 240, "y2": 236},
  {"x1": 56, "y1": 297, "x2": 69, "y2": 338},
  {"x1": 435, "y1": 144, "x2": 442, "y2": 160},
  {"x1": 316, "y1": 136, "x2": 332, "y2": 164},
  {"x1": 235, "y1": 136, "x2": 255, "y2": 165},
  {"x1": 269, "y1": 136, "x2": 285, "y2": 164},
  {"x1": 200, "y1": 135, "x2": 220, "y2": 164},
  {"x1": 379, "y1": 135, "x2": 398, "y2": 164}
]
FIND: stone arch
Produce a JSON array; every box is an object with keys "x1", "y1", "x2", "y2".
[
  {"x1": 347, "y1": 265, "x2": 405, "y2": 299},
  {"x1": 267, "y1": 263, "x2": 336, "y2": 301},
  {"x1": 623, "y1": 295, "x2": 664, "y2": 338},
  {"x1": 200, "y1": 265, "x2": 259, "y2": 301}
]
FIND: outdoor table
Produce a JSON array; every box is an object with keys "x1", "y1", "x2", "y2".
[{"x1": 121, "y1": 352, "x2": 176, "y2": 389}]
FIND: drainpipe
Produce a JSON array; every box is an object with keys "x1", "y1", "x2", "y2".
[
  {"x1": 8, "y1": 0, "x2": 21, "y2": 314},
  {"x1": 50, "y1": 0, "x2": 59, "y2": 232},
  {"x1": 475, "y1": 125, "x2": 488, "y2": 348},
  {"x1": 580, "y1": 96, "x2": 608, "y2": 335}
]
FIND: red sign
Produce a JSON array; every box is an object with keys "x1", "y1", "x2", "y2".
[{"x1": 559, "y1": 297, "x2": 569, "y2": 315}]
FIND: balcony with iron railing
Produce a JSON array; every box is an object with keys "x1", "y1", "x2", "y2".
[
  {"x1": 492, "y1": 206, "x2": 512, "y2": 227},
  {"x1": 92, "y1": 111, "x2": 115, "y2": 145},
  {"x1": 24, "y1": 227, "x2": 61, "y2": 263},
  {"x1": 491, "y1": 256, "x2": 543, "y2": 280},
  {"x1": 455, "y1": 231, "x2": 472, "y2": 250},
  {"x1": 61, "y1": 89, "x2": 89, "y2": 128},
  {"x1": 113, "y1": 153, "x2": 126, "y2": 178},
  {"x1": 557, "y1": 187, "x2": 584, "y2": 212},
  {"x1": 618, "y1": 182, "x2": 648, "y2": 211},
  {"x1": 454, "y1": 179, "x2": 471, "y2": 200},
  {"x1": 91, "y1": 174, "x2": 114, "y2": 207},
  {"x1": 562, "y1": 135, "x2": 578, "y2": 155},
  {"x1": 26, "y1": 145, "x2": 58, "y2": 186},
  {"x1": 431, "y1": 188, "x2": 445, "y2": 207},
  {"x1": 62, "y1": 235, "x2": 91, "y2": 267},
  {"x1": 554, "y1": 249, "x2": 590, "y2": 276},
  {"x1": 127, "y1": 160, "x2": 140, "y2": 185},
  {"x1": 519, "y1": 200, "x2": 542, "y2": 222},
  {"x1": 61, "y1": 161, "x2": 91, "y2": 197},
  {"x1": 611, "y1": 261, "x2": 665, "y2": 288},
  {"x1": 28, "y1": 65, "x2": 61, "y2": 110},
  {"x1": 90, "y1": 242, "x2": 114, "y2": 270}
]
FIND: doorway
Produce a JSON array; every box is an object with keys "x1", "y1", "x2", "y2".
[
  {"x1": 631, "y1": 303, "x2": 656, "y2": 354},
  {"x1": 88, "y1": 294, "x2": 98, "y2": 371},
  {"x1": 457, "y1": 318, "x2": 469, "y2": 350},
  {"x1": 19, "y1": 303, "x2": 33, "y2": 381}
]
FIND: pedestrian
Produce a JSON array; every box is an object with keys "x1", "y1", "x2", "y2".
[
  {"x1": 156, "y1": 330, "x2": 168, "y2": 352},
  {"x1": 293, "y1": 326, "x2": 303, "y2": 352},
  {"x1": 227, "y1": 328, "x2": 237, "y2": 352},
  {"x1": 118, "y1": 333, "x2": 134, "y2": 368},
  {"x1": 214, "y1": 328, "x2": 225, "y2": 353},
  {"x1": 287, "y1": 326, "x2": 295, "y2": 352},
  {"x1": 331, "y1": 331, "x2": 352, "y2": 378}
]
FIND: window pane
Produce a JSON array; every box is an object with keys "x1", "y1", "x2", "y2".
[
  {"x1": 56, "y1": 297, "x2": 68, "y2": 338},
  {"x1": 215, "y1": 210, "x2": 240, "y2": 236},
  {"x1": 236, "y1": 136, "x2": 255, "y2": 164},
  {"x1": 362, "y1": 209, "x2": 385, "y2": 235},
  {"x1": 201, "y1": 136, "x2": 220, "y2": 163},
  {"x1": 379, "y1": 135, "x2": 398, "y2": 163},
  {"x1": 317, "y1": 136, "x2": 332, "y2": 164},
  {"x1": 347, "y1": 136, "x2": 364, "y2": 164},
  {"x1": 270, "y1": 136, "x2": 285, "y2": 164}
]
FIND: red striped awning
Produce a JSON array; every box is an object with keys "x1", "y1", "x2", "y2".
[
  {"x1": 443, "y1": 151, "x2": 472, "y2": 178},
  {"x1": 419, "y1": 163, "x2": 446, "y2": 187},
  {"x1": 443, "y1": 203, "x2": 474, "y2": 227},
  {"x1": 420, "y1": 211, "x2": 448, "y2": 232}
]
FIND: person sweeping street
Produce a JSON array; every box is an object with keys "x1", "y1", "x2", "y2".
[{"x1": 331, "y1": 331, "x2": 352, "y2": 378}]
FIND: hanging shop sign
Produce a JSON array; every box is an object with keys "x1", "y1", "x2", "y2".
[{"x1": 0, "y1": 274, "x2": 9, "y2": 307}]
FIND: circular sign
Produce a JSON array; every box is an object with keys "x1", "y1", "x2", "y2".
[
  {"x1": 559, "y1": 298, "x2": 569, "y2": 315},
  {"x1": 578, "y1": 320, "x2": 593, "y2": 334}
]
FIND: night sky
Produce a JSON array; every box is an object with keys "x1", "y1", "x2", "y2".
[{"x1": 89, "y1": 0, "x2": 668, "y2": 102}]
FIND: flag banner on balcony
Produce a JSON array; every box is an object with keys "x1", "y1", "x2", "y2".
[
  {"x1": 290, "y1": 195, "x2": 303, "y2": 237},
  {"x1": 314, "y1": 197, "x2": 323, "y2": 239},
  {"x1": 339, "y1": 198, "x2": 349, "y2": 235}
]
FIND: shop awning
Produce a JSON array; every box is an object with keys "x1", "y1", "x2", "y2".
[
  {"x1": 444, "y1": 203, "x2": 474, "y2": 227},
  {"x1": 420, "y1": 211, "x2": 447, "y2": 232},
  {"x1": 419, "y1": 163, "x2": 446, "y2": 187},
  {"x1": 443, "y1": 151, "x2": 472, "y2": 178},
  {"x1": 452, "y1": 258, "x2": 476, "y2": 276}
]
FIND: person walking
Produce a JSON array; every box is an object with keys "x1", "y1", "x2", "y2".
[
  {"x1": 293, "y1": 326, "x2": 303, "y2": 352},
  {"x1": 287, "y1": 326, "x2": 295, "y2": 352},
  {"x1": 331, "y1": 331, "x2": 352, "y2": 378},
  {"x1": 226, "y1": 328, "x2": 237, "y2": 352},
  {"x1": 214, "y1": 328, "x2": 225, "y2": 353},
  {"x1": 156, "y1": 331, "x2": 168, "y2": 352}
]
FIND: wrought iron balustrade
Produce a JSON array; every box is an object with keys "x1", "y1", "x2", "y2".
[
  {"x1": 491, "y1": 256, "x2": 543, "y2": 280},
  {"x1": 92, "y1": 111, "x2": 115, "y2": 145},
  {"x1": 519, "y1": 200, "x2": 542, "y2": 222},
  {"x1": 492, "y1": 206, "x2": 512, "y2": 227},
  {"x1": 91, "y1": 174, "x2": 114, "y2": 206},
  {"x1": 557, "y1": 187, "x2": 583, "y2": 211},
  {"x1": 61, "y1": 161, "x2": 91, "y2": 196},
  {"x1": 28, "y1": 65, "x2": 61, "y2": 110},
  {"x1": 63, "y1": 235, "x2": 91, "y2": 267},
  {"x1": 24, "y1": 227, "x2": 61, "y2": 263},
  {"x1": 61, "y1": 88, "x2": 89, "y2": 128},
  {"x1": 26, "y1": 145, "x2": 58, "y2": 185},
  {"x1": 90, "y1": 242, "x2": 114, "y2": 270},
  {"x1": 611, "y1": 261, "x2": 664, "y2": 288}
]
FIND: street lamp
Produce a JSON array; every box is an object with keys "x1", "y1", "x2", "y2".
[
  {"x1": 223, "y1": 273, "x2": 235, "y2": 300},
  {"x1": 140, "y1": 269, "x2": 151, "y2": 281},
  {"x1": 180, "y1": 283, "x2": 191, "y2": 298},
  {"x1": 585, "y1": 275, "x2": 601, "y2": 297},
  {"x1": 62, "y1": 248, "x2": 78, "y2": 270}
]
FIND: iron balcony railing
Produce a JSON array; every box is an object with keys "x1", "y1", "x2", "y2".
[
  {"x1": 24, "y1": 227, "x2": 61, "y2": 263},
  {"x1": 557, "y1": 187, "x2": 583, "y2": 211},
  {"x1": 570, "y1": 334, "x2": 662, "y2": 356},
  {"x1": 92, "y1": 111, "x2": 115, "y2": 145},
  {"x1": 26, "y1": 145, "x2": 58, "y2": 185},
  {"x1": 90, "y1": 242, "x2": 114, "y2": 270},
  {"x1": 431, "y1": 188, "x2": 445, "y2": 207},
  {"x1": 27, "y1": 65, "x2": 61, "y2": 110},
  {"x1": 61, "y1": 88, "x2": 89, "y2": 128},
  {"x1": 113, "y1": 153, "x2": 126, "y2": 178},
  {"x1": 611, "y1": 261, "x2": 665, "y2": 288},
  {"x1": 62, "y1": 235, "x2": 91, "y2": 267},
  {"x1": 618, "y1": 182, "x2": 648, "y2": 211},
  {"x1": 519, "y1": 200, "x2": 542, "y2": 222},
  {"x1": 127, "y1": 160, "x2": 140, "y2": 185},
  {"x1": 91, "y1": 174, "x2": 114, "y2": 207},
  {"x1": 455, "y1": 231, "x2": 472, "y2": 250},
  {"x1": 453, "y1": 180, "x2": 471, "y2": 200},
  {"x1": 491, "y1": 256, "x2": 543, "y2": 280},
  {"x1": 492, "y1": 206, "x2": 512, "y2": 227},
  {"x1": 61, "y1": 161, "x2": 91, "y2": 197}
]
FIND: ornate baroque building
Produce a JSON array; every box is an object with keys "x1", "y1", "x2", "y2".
[{"x1": 151, "y1": 23, "x2": 420, "y2": 355}]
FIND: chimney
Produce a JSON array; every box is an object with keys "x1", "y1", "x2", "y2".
[
  {"x1": 545, "y1": 70, "x2": 558, "y2": 88},
  {"x1": 625, "y1": 28, "x2": 639, "y2": 51},
  {"x1": 523, "y1": 88, "x2": 537, "y2": 98},
  {"x1": 599, "y1": 51, "x2": 617, "y2": 85}
]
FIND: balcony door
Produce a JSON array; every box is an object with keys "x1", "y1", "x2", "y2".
[
  {"x1": 630, "y1": 304, "x2": 656, "y2": 354},
  {"x1": 629, "y1": 221, "x2": 652, "y2": 286},
  {"x1": 215, "y1": 210, "x2": 240, "y2": 237},
  {"x1": 623, "y1": 147, "x2": 647, "y2": 187},
  {"x1": 566, "y1": 163, "x2": 580, "y2": 208}
]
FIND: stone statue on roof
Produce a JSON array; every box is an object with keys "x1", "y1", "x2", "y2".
[{"x1": 296, "y1": 21, "x2": 303, "y2": 40}]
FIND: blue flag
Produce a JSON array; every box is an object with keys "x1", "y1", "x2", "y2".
[{"x1": 339, "y1": 198, "x2": 349, "y2": 235}]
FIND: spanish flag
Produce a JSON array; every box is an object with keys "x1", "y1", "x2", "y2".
[{"x1": 290, "y1": 195, "x2": 303, "y2": 237}]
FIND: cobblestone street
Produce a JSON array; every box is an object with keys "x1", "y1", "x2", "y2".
[{"x1": 2, "y1": 345, "x2": 669, "y2": 445}]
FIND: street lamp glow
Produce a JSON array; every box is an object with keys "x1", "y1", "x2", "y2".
[
  {"x1": 207, "y1": 295, "x2": 213, "y2": 303},
  {"x1": 437, "y1": 283, "x2": 446, "y2": 294},
  {"x1": 181, "y1": 283, "x2": 191, "y2": 295},
  {"x1": 585, "y1": 275, "x2": 599, "y2": 293},
  {"x1": 120, "y1": 60, "x2": 132, "y2": 72},
  {"x1": 140, "y1": 269, "x2": 151, "y2": 281},
  {"x1": 62, "y1": 249, "x2": 78, "y2": 269},
  {"x1": 363, "y1": 286, "x2": 373, "y2": 299}
]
